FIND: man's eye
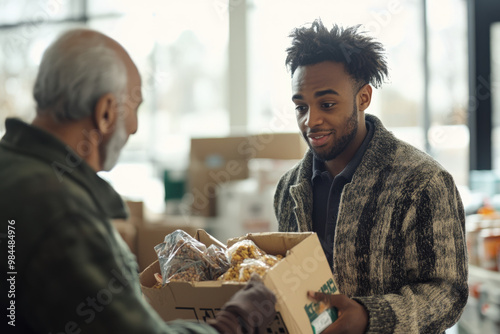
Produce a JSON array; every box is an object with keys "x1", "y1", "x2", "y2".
[
  {"x1": 295, "y1": 105, "x2": 308, "y2": 113},
  {"x1": 322, "y1": 103, "x2": 336, "y2": 109}
]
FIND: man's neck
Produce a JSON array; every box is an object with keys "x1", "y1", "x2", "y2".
[{"x1": 32, "y1": 113, "x2": 102, "y2": 172}]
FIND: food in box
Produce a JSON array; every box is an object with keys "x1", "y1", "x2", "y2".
[{"x1": 140, "y1": 229, "x2": 338, "y2": 334}]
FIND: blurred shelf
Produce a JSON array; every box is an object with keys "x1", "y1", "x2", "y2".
[
  {"x1": 468, "y1": 264, "x2": 500, "y2": 284},
  {"x1": 458, "y1": 264, "x2": 500, "y2": 334}
]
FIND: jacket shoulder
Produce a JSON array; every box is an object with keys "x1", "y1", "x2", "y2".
[{"x1": 0, "y1": 147, "x2": 95, "y2": 219}]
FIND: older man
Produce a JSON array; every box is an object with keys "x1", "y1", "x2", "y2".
[{"x1": 0, "y1": 29, "x2": 275, "y2": 334}]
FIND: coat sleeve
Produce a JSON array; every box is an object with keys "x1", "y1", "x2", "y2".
[
  {"x1": 18, "y1": 213, "x2": 219, "y2": 334},
  {"x1": 274, "y1": 174, "x2": 288, "y2": 230},
  {"x1": 352, "y1": 171, "x2": 469, "y2": 333}
]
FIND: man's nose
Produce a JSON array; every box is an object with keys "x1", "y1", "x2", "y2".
[{"x1": 305, "y1": 107, "x2": 323, "y2": 128}]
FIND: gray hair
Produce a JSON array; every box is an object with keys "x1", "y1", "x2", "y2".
[{"x1": 33, "y1": 29, "x2": 128, "y2": 121}]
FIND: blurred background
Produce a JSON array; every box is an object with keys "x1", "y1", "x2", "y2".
[{"x1": 0, "y1": 0, "x2": 499, "y2": 332}]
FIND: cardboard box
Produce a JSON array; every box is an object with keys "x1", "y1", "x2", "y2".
[
  {"x1": 247, "y1": 132, "x2": 308, "y2": 160},
  {"x1": 112, "y1": 219, "x2": 138, "y2": 255},
  {"x1": 188, "y1": 133, "x2": 308, "y2": 217},
  {"x1": 188, "y1": 136, "x2": 250, "y2": 217},
  {"x1": 126, "y1": 200, "x2": 144, "y2": 226},
  {"x1": 140, "y1": 230, "x2": 337, "y2": 334},
  {"x1": 136, "y1": 216, "x2": 206, "y2": 271}
]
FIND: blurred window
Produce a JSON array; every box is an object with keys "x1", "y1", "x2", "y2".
[
  {"x1": 247, "y1": 0, "x2": 468, "y2": 185},
  {"x1": 0, "y1": 0, "x2": 469, "y2": 188},
  {"x1": 426, "y1": 0, "x2": 469, "y2": 185}
]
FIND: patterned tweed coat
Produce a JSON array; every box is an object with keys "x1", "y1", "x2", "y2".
[{"x1": 274, "y1": 114, "x2": 468, "y2": 333}]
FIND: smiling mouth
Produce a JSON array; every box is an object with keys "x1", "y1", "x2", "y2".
[{"x1": 307, "y1": 132, "x2": 332, "y2": 147}]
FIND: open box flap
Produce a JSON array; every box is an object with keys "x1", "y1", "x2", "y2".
[{"x1": 227, "y1": 232, "x2": 315, "y2": 256}]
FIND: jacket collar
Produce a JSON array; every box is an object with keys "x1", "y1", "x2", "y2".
[
  {"x1": 298, "y1": 114, "x2": 396, "y2": 185},
  {"x1": 1, "y1": 118, "x2": 127, "y2": 219},
  {"x1": 288, "y1": 114, "x2": 396, "y2": 231},
  {"x1": 351, "y1": 114, "x2": 398, "y2": 186}
]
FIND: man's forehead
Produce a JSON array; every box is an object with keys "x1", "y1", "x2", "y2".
[{"x1": 291, "y1": 62, "x2": 351, "y2": 93}]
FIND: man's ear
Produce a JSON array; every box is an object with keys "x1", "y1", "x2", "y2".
[
  {"x1": 357, "y1": 84, "x2": 372, "y2": 112},
  {"x1": 94, "y1": 93, "x2": 118, "y2": 135}
]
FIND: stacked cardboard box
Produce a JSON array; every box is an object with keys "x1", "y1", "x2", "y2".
[
  {"x1": 188, "y1": 136, "x2": 250, "y2": 217},
  {"x1": 188, "y1": 133, "x2": 307, "y2": 217},
  {"x1": 112, "y1": 201, "x2": 207, "y2": 271}
]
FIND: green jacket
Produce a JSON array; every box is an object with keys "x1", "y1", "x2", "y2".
[
  {"x1": 274, "y1": 114, "x2": 468, "y2": 333},
  {"x1": 0, "y1": 118, "x2": 217, "y2": 334}
]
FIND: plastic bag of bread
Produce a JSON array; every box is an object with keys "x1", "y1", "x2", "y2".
[
  {"x1": 238, "y1": 259, "x2": 269, "y2": 281},
  {"x1": 218, "y1": 263, "x2": 241, "y2": 281},
  {"x1": 154, "y1": 230, "x2": 231, "y2": 283},
  {"x1": 258, "y1": 254, "x2": 283, "y2": 267},
  {"x1": 226, "y1": 239, "x2": 265, "y2": 266},
  {"x1": 204, "y1": 244, "x2": 230, "y2": 280},
  {"x1": 154, "y1": 230, "x2": 209, "y2": 283},
  {"x1": 219, "y1": 252, "x2": 283, "y2": 282}
]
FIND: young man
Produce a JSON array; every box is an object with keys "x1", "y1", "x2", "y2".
[
  {"x1": 274, "y1": 20, "x2": 468, "y2": 333},
  {"x1": 0, "y1": 29, "x2": 275, "y2": 334}
]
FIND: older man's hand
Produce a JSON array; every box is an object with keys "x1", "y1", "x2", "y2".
[{"x1": 208, "y1": 274, "x2": 276, "y2": 333}]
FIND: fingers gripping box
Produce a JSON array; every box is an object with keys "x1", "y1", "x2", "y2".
[{"x1": 139, "y1": 230, "x2": 338, "y2": 334}]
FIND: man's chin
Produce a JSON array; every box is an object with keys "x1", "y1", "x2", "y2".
[
  {"x1": 311, "y1": 149, "x2": 329, "y2": 162},
  {"x1": 101, "y1": 138, "x2": 128, "y2": 171},
  {"x1": 101, "y1": 153, "x2": 121, "y2": 171},
  {"x1": 311, "y1": 147, "x2": 342, "y2": 162}
]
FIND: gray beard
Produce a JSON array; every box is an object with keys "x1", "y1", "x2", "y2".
[{"x1": 101, "y1": 115, "x2": 128, "y2": 171}]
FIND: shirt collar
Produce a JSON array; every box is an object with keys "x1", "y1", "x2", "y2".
[
  {"x1": 1, "y1": 118, "x2": 128, "y2": 219},
  {"x1": 311, "y1": 119, "x2": 374, "y2": 183},
  {"x1": 312, "y1": 155, "x2": 328, "y2": 181}
]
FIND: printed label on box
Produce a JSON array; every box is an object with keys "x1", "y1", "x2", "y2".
[
  {"x1": 311, "y1": 309, "x2": 333, "y2": 333},
  {"x1": 304, "y1": 278, "x2": 338, "y2": 333}
]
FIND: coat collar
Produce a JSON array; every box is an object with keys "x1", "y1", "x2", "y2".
[
  {"x1": 1, "y1": 118, "x2": 127, "y2": 219},
  {"x1": 288, "y1": 114, "x2": 397, "y2": 231}
]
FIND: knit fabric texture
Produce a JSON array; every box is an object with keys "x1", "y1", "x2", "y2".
[{"x1": 274, "y1": 114, "x2": 468, "y2": 333}]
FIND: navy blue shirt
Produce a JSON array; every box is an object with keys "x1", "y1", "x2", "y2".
[{"x1": 311, "y1": 120, "x2": 375, "y2": 271}]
